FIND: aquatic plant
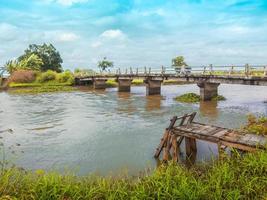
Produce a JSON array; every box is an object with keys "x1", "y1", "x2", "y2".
[
  {"x1": 211, "y1": 95, "x2": 226, "y2": 101},
  {"x1": 175, "y1": 93, "x2": 226, "y2": 103},
  {"x1": 174, "y1": 93, "x2": 201, "y2": 103}
]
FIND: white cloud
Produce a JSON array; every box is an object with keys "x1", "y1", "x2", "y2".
[
  {"x1": 42, "y1": 0, "x2": 89, "y2": 6},
  {"x1": 100, "y1": 29, "x2": 126, "y2": 40},
  {"x1": 58, "y1": 32, "x2": 79, "y2": 42},
  {"x1": 57, "y1": 0, "x2": 88, "y2": 6}
]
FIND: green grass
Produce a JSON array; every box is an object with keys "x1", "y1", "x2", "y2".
[
  {"x1": 174, "y1": 93, "x2": 201, "y2": 103},
  {"x1": 8, "y1": 85, "x2": 75, "y2": 94},
  {"x1": 174, "y1": 93, "x2": 226, "y2": 103},
  {"x1": 0, "y1": 150, "x2": 266, "y2": 199}
]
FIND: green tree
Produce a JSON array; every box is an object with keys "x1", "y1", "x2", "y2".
[
  {"x1": 98, "y1": 57, "x2": 113, "y2": 71},
  {"x1": 19, "y1": 43, "x2": 63, "y2": 72},
  {"x1": 4, "y1": 54, "x2": 43, "y2": 74},
  {"x1": 172, "y1": 56, "x2": 187, "y2": 68},
  {"x1": 4, "y1": 60, "x2": 20, "y2": 74},
  {"x1": 18, "y1": 54, "x2": 43, "y2": 71}
]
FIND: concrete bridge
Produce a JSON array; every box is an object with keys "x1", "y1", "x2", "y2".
[{"x1": 75, "y1": 65, "x2": 267, "y2": 101}]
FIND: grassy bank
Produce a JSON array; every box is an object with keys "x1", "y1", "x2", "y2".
[{"x1": 0, "y1": 150, "x2": 266, "y2": 199}]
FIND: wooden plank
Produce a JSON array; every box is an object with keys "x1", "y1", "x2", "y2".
[{"x1": 213, "y1": 129, "x2": 230, "y2": 138}]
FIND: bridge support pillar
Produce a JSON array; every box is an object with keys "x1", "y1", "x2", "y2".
[
  {"x1": 93, "y1": 78, "x2": 107, "y2": 89},
  {"x1": 197, "y1": 82, "x2": 220, "y2": 101},
  {"x1": 117, "y1": 78, "x2": 132, "y2": 92},
  {"x1": 145, "y1": 79, "x2": 162, "y2": 95}
]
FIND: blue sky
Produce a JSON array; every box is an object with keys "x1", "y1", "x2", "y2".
[{"x1": 0, "y1": 0, "x2": 267, "y2": 70}]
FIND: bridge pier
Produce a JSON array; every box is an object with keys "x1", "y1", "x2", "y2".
[
  {"x1": 117, "y1": 78, "x2": 132, "y2": 92},
  {"x1": 197, "y1": 82, "x2": 220, "y2": 101},
  {"x1": 145, "y1": 79, "x2": 162, "y2": 95},
  {"x1": 93, "y1": 78, "x2": 107, "y2": 89}
]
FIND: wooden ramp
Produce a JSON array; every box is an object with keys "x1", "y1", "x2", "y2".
[{"x1": 154, "y1": 112, "x2": 267, "y2": 162}]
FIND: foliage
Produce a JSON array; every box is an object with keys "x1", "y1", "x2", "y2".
[
  {"x1": 57, "y1": 71, "x2": 74, "y2": 85},
  {"x1": 175, "y1": 93, "x2": 226, "y2": 103},
  {"x1": 0, "y1": 150, "x2": 267, "y2": 199},
  {"x1": 175, "y1": 93, "x2": 201, "y2": 103},
  {"x1": 132, "y1": 79, "x2": 143, "y2": 85},
  {"x1": 9, "y1": 85, "x2": 75, "y2": 94},
  {"x1": 211, "y1": 95, "x2": 226, "y2": 101},
  {"x1": 18, "y1": 43, "x2": 63, "y2": 72},
  {"x1": 98, "y1": 57, "x2": 113, "y2": 71},
  {"x1": 74, "y1": 68, "x2": 95, "y2": 77},
  {"x1": 7, "y1": 70, "x2": 37, "y2": 83},
  {"x1": 172, "y1": 56, "x2": 187, "y2": 68},
  {"x1": 37, "y1": 70, "x2": 57, "y2": 82},
  {"x1": 5, "y1": 54, "x2": 43, "y2": 74},
  {"x1": 243, "y1": 115, "x2": 267, "y2": 135}
]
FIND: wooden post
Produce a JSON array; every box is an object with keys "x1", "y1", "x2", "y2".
[
  {"x1": 185, "y1": 137, "x2": 197, "y2": 166},
  {"x1": 209, "y1": 64, "x2": 213, "y2": 75},
  {"x1": 229, "y1": 65, "x2": 234, "y2": 75},
  {"x1": 144, "y1": 66, "x2": 147, "y2": 75},
  {"x1": 136, "y1": 68, "x2": 138, "y2": 75},
  {"x1": 245, "y1": 63, "x2": 249, "y2": 77},
  {"x1": 130, "y1": 67, "x2": 133, "y2": 75},
  {"x1": 171, "y1": 135, "x2": 179, "y2": 162},
  {"x1": 203, "y1": 66, "x2": 206, "y2": 74}
]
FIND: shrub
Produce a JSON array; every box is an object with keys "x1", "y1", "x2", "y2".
[
  {"x1": 38, "y1": 70, "x2": 57, "y2": 82},
  {"x1": 243, "y1": 115, "x2": 267, "y2": 135},
  {"x1": 174, "y1": 93, "x2": 201, "y2": 103},
  {"x1": 57, "y1": 71, "x2": 74, "y2": 84},
  {"x1": 7, "y1": 70, "x2": 37, "y2": 84}
]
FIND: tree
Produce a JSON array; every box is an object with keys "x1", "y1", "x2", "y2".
[
  {"x1": 4, "y1": 54, "x2": 43, "y2": 74},
  {"x1": 18, "y1": 43, "x2": 63, "y2": 72},
  {"x1": 97, "y1": 57, "x2": 113, "y2": 71},
  {"x1": 172, "y1": 56, "x2": 187, "y2": 68}
]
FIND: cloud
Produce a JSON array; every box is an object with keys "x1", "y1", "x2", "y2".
[
  {"x1": 100, "y1": 29, "x2": 126, "y2": 40},
  {"x1": 43, "y1": 0, "x2": 89, "y2": 6},
  {"x1": 58, "y1": 32, "x2": 79, "y2": 42}
]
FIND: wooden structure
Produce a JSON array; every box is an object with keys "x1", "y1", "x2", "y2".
[{"x1": 154, "y1": 112, "x2": 267, "y2": 162}]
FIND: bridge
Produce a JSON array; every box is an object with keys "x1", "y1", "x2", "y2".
[{"x1": 75, "y1": 64, "x2": 267, "y2": 101}]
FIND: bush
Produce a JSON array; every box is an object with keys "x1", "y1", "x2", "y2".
[
  {"x1": 174, "y1": 93, "x2": 201, "y2": 103},
  {"x1": 38, "y1": 70, "x2": 57, "y2": 82},
  {"x1": 7, "y1": 70, "x2": 37, "y2": 84},
  {"x1": 56, "y1": 71, "x2": 74, "y2": 84}
]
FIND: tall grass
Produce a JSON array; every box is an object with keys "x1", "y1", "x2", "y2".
[{"x1": 0, "y1": 150, "x2": 266, "y2": 199}]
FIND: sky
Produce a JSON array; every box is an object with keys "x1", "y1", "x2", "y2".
[{"x1": 0, "y1": 0, "x2": 267, "y2": 70}]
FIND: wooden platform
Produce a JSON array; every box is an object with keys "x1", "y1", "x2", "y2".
[{"x1": 154, "y1": 112, "x2": 267, "y2": 162}]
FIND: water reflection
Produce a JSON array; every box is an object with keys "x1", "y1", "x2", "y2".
[
  {"x1": 145, "y1": 95, "x2": 162, "y2": 111},
  {"x1": 117, "y1": 92, "x2": 137, "y2": 114},
  {"x1": 199, "y1": 101, "x2": 218, "y2": 118}
]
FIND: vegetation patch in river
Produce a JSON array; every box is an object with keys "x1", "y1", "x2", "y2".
[{"x1": 174, "y1": 93, "x2": 226, "y2": 103}]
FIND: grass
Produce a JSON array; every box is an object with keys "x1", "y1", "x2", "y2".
[
  {"x1": 0, "y1": 150, "x2": 266, "y2": 199},
  {"x1": 242, "y1": 115, "x2": 267, "y2": 135},
  {"x1": 8, "y1": 85, "x2": 75, "y2": 94},
  {"x1": 174, "y1": 93, "x2": 226, "y2": 103}
]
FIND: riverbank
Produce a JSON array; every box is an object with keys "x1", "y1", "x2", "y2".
[
  {"x1": 0, "y1": 150, "x2": 266, "y2": 199},
  {"x1": 6, "y1": 79, "x2": 191, "y2": 93}
]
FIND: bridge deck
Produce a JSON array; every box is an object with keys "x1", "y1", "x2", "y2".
[
  {"x1": 173, "y1": 122, "x2": 267, "y2": 151},
  {"x1": 154, "y1": 112, "x2": 267, "y2": 162}
]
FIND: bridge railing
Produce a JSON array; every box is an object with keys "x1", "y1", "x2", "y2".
[
  {"x1": 110, "y1": 64, "x2": 267, "y2": 77},
  {"x1": 82, "y1": 64, "x2": 267, "y2": 78}
]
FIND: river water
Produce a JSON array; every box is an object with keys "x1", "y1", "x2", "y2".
[{"x1": 0, "y1": 84, "x2": 266, "y2": 175}]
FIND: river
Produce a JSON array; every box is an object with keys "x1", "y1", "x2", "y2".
[{"x1": 0, "y1": 84, "x2": 266, "y2": 175}]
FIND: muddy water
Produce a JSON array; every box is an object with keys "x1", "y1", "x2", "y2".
[{"x1": 0, "y1": 84, "x2": 266, "y2": 175}]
